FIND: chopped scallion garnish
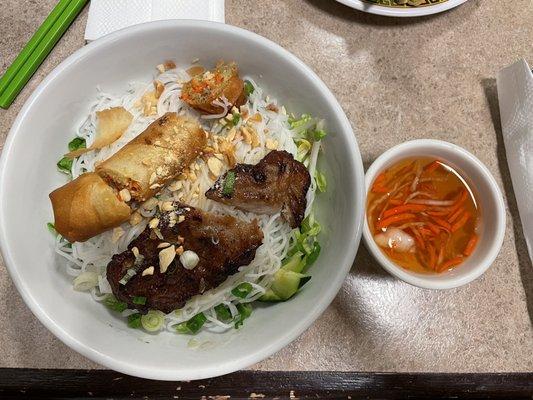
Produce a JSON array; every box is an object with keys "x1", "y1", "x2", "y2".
[
  {"x1": 234, "y1": 303, "x2": 252, "y2": 329},
  {"x1": 127, "y1": 313, "x2": 142, "y2": 329},
  {"x1": 68, "y1": 137, "x2": 86, "y2": 151},
  {"x1": 175, "y1": 312, "x2": 207, "y2": 334},
  {"x1": 244, "y1": 80, "x2": 255, "y2": 96},
  {"x1": 132, "y1": 296, "x2": 147, "y2": 305},
  {"x1": 46, "y1": 222, "x2": 57, "y2": 237},
  {"x1": 119, "y1": 268, "x2": 137, "y2": 285},
  {"x1": 222, "y1": 171, "x2": 236, "y2": 197},
  {"x1": 231, "y1": 112, "x2": 241, "y2": 126},
  {"x1": 231, "y1": 282, "x2": 253, "y2": 299},
  {"x1": 214, "y1": 304, "x2": 232, "y2": 321},
  {"x1": 141, "y1": 310, "x2": 164, "y2": 332},
  {"x1": 57, "y1": 157, "x2": 73, "y2": 174},
  {"x1": 103, "y1": 295, "x2": 128, "y2": 313}
]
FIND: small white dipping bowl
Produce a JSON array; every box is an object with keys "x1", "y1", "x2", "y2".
[{"x1": 363, "y1": 139, "x2": 506, "y2": 289}]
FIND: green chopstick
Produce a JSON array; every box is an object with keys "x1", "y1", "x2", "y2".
[
  {"x1": 0, "y1": 0, "x2": 89, "y2": 110},
  {"x1": 0, "y1": 0, "x2": 73, "y2": 100}
]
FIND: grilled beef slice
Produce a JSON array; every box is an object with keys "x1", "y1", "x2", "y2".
[
  {"x1": 205, "y1": 150, "x2": 311, "y2": 228},
  {"x1": 107, "y1": 203, "x2": 263, "y2": 313}
]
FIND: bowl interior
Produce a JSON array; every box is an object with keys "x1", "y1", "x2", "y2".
[
  {"x1": 363, "y1": 140, "x2": 505, "y2": 289},
  {"x1": 0, "y1": 21, "x2": 364, "y2": 379}
]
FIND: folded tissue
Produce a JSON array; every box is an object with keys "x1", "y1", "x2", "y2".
[
  {"x1": 85, "y1": 0, "x2": 225, "y2": 41},
  {"x1": 497, "y1": 59, "x2": 533, "y2": 262}
]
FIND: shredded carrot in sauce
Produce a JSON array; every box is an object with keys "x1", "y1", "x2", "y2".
[{"x1": 367, "y1": 157, "x2": 480, "y2": 274}]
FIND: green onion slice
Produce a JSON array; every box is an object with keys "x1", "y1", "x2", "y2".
[
  {"x1": 141, "y1": 310, "x2": 165, "y2": 332},
  {"x1": 222, "y1": 171, "x2": 236, "y2": 197},
  {"x1": 68, "y1": 137, "x2": 86, "y2": 151},
  {"x1": 175, "y1": 312, "x2": 207, "y2": 334},
  {"x1": 231, "y1": 282, "x2": 253, "y2": 299},
  {"x1": 119, "y1": 269, "x2": 137, "y2": 285},
  {"x1": 234, "y1": 303, "x2": 252, "y2": 329},
  {"x1": 57, "y1": 157, "x2": 73, "y2": 174},
  {"x1": 127, "y1": 313, "x2": 142, "y2": 329},
  {"x1": 47, "y1": 222, "x2": 57, "y2": 237},
  {"x1": 315, "y1": 170, "x2": 327, "y2": 193},
  {"x1": 232, "y1": 113, "x2": 241, "y2": 126},
  {"x1": 103, "y1": 295, "x2": 128, "y2": 313},
  {"x1": 132, "y1": 296, "x2": 146, "y2": 305},
  {"x1": 244, "y1": 80, "x2": 254, "y2": 96},
  {"x1": 214, "y1": 304, "x2": 232, "y2": 321}
]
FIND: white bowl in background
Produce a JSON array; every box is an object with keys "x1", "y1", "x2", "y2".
[
  {"x1": 335, "y1": 0, "x2": 468, "y2": 17},
  {"x1": 0, "y1": 21, "x2": 365, "y2": 380},
  {"x1": 363, "y1": 139, "x2": 505, "y2": 289}
]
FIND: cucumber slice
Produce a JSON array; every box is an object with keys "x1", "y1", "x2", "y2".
[
  {"x1": 258, "y1": 288, "x2": 283, "y2": 302},
  {"x1": 270, "y1": 269, "x2": 310, "y2": 300},
  {"x1": 259, "y1": 269, "x2": 311, "y2": 302},
  {"x1": 281, "y1": 252, "x2": 306, "y2": 273}
]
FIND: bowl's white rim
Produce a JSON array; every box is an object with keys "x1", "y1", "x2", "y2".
[
  {"x1": 0, "y1": 20, "x2": 365, "y2": 380},
  {"x1": 335, "y1": 0, "x2": 468, "y2": 17},
  {"x1": 362, "y1": 139, "x2": 506, "y2": 290}
]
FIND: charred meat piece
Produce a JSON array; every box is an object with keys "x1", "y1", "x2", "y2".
[
  {"x1": 205, "y1": 150, "x2": 311, "y2": 228},
  {"x1": 107, "y1": 203, "x2": 263, "y2": 313},
  {"x1": 180, "y1": 61, "x2": 245, "y2": 115}
]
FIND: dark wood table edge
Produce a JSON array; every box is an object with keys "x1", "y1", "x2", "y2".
[{"x1": 0, "y1": 369, "x2": 532, "y2": 399}]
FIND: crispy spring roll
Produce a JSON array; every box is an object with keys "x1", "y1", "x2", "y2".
[
  {"x1": 180, "y1": 62, "x2": 245, "y2": 115},
  {"x1": 95, "y1": 112, "x2": 207, "y2": 202},
  {"x1": 50, "y1": 173, "x2": 131, "y2": 243}
]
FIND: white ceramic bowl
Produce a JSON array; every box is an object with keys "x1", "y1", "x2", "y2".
[
  {"x1": 335, "y1": 0, "x2": 468, "y2": 17},
  {"x1": 363, "y1": 139, "x2": 505, "y2": 289},
  {"x1": 0, "y1": 21, "x2": 365, "y2": 380}
]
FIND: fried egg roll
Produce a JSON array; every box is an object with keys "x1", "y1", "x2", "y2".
[
  {"x1": 95, "y1": 113, "x2": 207, "y2": 202},
  {"x1": 49, "y1": 173, "x2": 131, "y2": 243},
  {"x1": 181, "y1": 62, "x2": 245, "y2": 115}
]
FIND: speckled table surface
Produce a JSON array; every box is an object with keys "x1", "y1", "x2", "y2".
[{"x1": 0, "y1": 0, "x2": 532, "y2": 372}]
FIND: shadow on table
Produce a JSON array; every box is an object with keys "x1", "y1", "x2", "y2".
[
  {"x1": 351, "y1": 243, "x2": 392, "y2": 279},
  {"x1": 482, "y1": 77, "x2": 533, "y2": 323}
]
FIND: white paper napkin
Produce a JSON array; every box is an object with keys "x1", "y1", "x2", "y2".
[
  {"x1": 85, "y1": 0, "x2": 225, "y2": 41},
  {"x1": 497, "y1": 59, "x2": 533, "y2": 262}
]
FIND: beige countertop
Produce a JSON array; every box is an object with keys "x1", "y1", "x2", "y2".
[{"x1": 0, "y1": 0, "x2": 532, "y2": 373}]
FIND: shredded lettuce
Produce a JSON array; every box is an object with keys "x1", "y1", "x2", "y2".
[
  {"x1": 312, "y1": 129, "x2": 327, "y2": 141},
  {"x1": 296, "y1": 139, "x2": 311, "y2": 163},
  {"x1": 285, "y1": 214, "x2": 321, "y2": 272},
  {"x1": 315, "y1": 170, "x2": 327, "y2": 193},
  {"x1": 289, "y1": 113, "x2": 312, "y2": 133},
  {"x1": 289, "y1": 114, "x2": 328, "y2": 143}
]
